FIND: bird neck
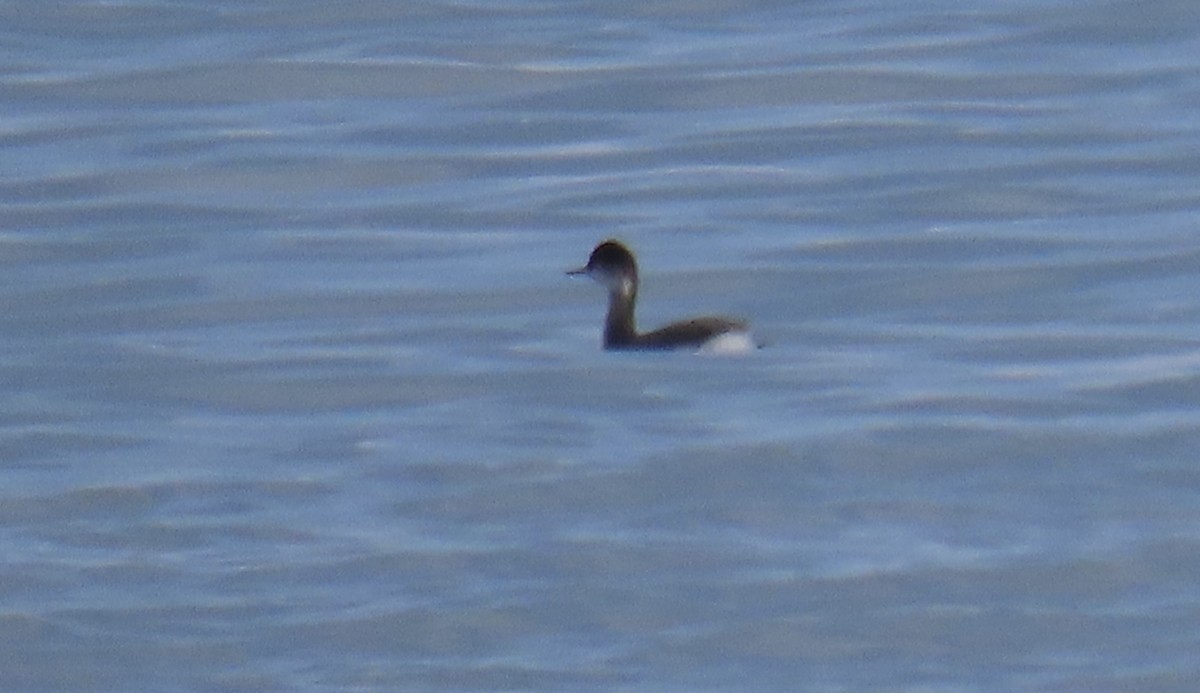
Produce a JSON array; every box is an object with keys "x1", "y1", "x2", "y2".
[{"x1": 603, "y1": 280, "x2": 638, "y2": 348}]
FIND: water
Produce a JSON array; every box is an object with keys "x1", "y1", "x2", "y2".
[{"x1": 3, "y1": 0, "x2": 1200, "y2": 690}]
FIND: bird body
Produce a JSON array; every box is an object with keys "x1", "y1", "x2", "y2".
[{"x1": 569, "y1": 240, "x2": 752, "y2": 352}]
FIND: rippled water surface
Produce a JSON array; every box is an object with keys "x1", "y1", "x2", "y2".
[{"x1": 3, "y1": 1, "x2": 1200, "y2": 691}]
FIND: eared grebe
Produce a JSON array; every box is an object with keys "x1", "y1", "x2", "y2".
[{"x1": 568, "y1": 239, "x2": 753, "y2": 352}]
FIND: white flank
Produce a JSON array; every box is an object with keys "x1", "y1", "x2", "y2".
[{"x1": 697, "y1": 330, "x2": 757, "y2": 356}]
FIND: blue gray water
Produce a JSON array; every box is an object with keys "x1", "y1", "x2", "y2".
[{"x1": 3, "y1": 1, "x2": 1200, "y2": 691}]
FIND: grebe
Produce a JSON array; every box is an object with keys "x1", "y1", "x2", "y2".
[{"x1": 568, "y1": 239, "x2": 753, "y2": 352}]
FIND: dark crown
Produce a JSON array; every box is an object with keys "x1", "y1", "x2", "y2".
[{"x1": 587, "y1": 240, "x2": 637, "y2": 274}]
